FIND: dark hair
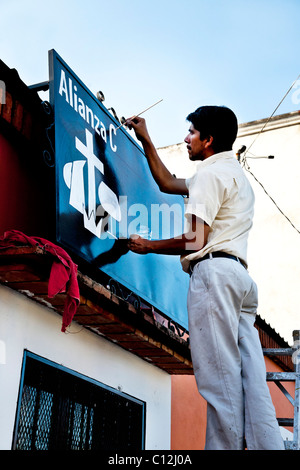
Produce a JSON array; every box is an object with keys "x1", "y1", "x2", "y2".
[{"x1": 186, "y1": 105, "x2": 238, "y2": 153}]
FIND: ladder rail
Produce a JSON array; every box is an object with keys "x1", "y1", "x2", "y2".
[
  {"x1": 294, "y1": 350, "x2": 300, "y2": 449},
  {"x1": 263, "y1": 329, "x2": 300, "y2": 450}
]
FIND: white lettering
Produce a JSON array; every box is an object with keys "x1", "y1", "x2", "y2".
[
  {"x1": 108, "y1": 454, "x2": 143, "y2": 467},
  {"x1": 86, "y1": 105, "x2": 94, "y2": 128},
  {"x1": 152, "y1": 454, "x2": 192, "y2": 466},
  {"x1": 128, "y1": 203, "x2": 149, "y2": 237},
  {"x1": 78, "y1": 98, "x2": 85, "y2": 119},
  {"x1": 73, "y1": 85, "x2": 78, "y2": 111},
  {"x1": 68, "y1": 78, "x2": 73, "y2": 107},
  {"x1": 58, "y1": 69, "x2": 69, "y2": 103},
  {"x1": 58, "y1": 68, "x2": 117, "y2": 152},
  {"x1": 94, "y1": 115, "x2": 100, "y2": 135},
  {"x1": 151, "y1": 203, "x2": 183, "y2": 239},
  {"x1": 109, "y1": 123, "x2": 117, "y2": 152},
  {"x1": 100, "y1": 122, "x2": 107, "y2": 142}
]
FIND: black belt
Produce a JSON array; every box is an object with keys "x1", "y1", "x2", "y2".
[{"x1": 189, "y1": 251, "x2": 247, "y2": 273}]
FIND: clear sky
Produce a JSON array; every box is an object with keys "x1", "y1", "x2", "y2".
[{"x1": 1, "y1": 0, "x2": 300, "y2": 147}]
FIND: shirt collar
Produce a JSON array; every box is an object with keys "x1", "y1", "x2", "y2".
[{"x1": 196, "y1": 150, "x2": 235, "y2": 170}]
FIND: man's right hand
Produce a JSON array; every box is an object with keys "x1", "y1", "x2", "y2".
[
  {"x1": 125, "y1": 115, "x2": 188, "y2": 196},
  {"x1": 126, "y1": 116, "x2": 150, "y2": 142}
]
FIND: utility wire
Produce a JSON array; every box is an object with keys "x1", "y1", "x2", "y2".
[
  {"x1": 245, "y1": 73, "x2": 300, "y2": 157},
  {"x1": 240, "y1": 74, "x2": 300, "y2": 235},
  {"x1": 242, "y1": 158, "x2": 300, "y2": 235}
]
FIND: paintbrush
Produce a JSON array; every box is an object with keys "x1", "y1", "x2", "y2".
[{"x1": 115, "y1": 99, "x2": 163, "y2": 130}]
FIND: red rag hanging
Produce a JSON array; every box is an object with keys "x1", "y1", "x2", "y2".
[{"x1": 0, "y1": 230, "x2": 80, "y2": 332}]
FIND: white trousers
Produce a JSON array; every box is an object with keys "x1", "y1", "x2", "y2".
[{"x1": 187, "y1": 256, "x2": 285, "y2": 450}]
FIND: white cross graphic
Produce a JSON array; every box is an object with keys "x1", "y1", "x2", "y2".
[
  {"x1": 75, "y1": 128, "x2": 104, "y2": 219},
  {"x1": 63, "y1": 128, "x2": 121, "y2": 238}
]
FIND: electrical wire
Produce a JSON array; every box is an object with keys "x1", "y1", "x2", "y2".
[
  {"x1": 244, "y1": 73, "x2": 300, "y2": 157},
  {"x1": 239, "y1": 74, "x2": 300, "y2": 235},
  {"x1": 242, "y1": 158, "x2": 300, "y2": 235}
]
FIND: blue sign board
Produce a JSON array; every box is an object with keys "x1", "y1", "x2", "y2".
[{"x1": 48, "y1": 50, "x2": 189, "y2": 330}]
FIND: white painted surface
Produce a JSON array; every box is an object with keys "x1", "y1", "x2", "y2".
[{"x1": 0, "y1": 284, "x2": 171, "y2": 450}]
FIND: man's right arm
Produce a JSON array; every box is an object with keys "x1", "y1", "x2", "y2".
[{"x1": 126, "y1": 116, "x2": 188, "y2": 195}]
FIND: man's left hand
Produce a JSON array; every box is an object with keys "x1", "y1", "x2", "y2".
[{"x1": 127, "y1": 235, "x2": 151, "y2": 254}]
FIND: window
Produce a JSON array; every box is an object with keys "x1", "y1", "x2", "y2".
[{"x1": 13, "y1": 351, "x2": 145, "y2": 450}]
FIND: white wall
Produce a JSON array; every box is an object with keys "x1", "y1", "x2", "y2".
[{"x1": 0, "y1": 284, "x2": 171, "y2": 450}]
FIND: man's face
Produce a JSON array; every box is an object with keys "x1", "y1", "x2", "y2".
[{"x1": 184, "y1": 124, "x2": 207, "y2": 161}]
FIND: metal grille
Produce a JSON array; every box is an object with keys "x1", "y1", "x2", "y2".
[{"x1": 13, "y1": 352, "x2": 145, "y2": 450}]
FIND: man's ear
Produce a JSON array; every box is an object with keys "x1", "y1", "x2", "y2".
[{"x1": 204, "y1": 135, "x2": 214, "y2": 148}]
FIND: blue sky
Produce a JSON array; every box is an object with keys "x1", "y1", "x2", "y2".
[{"x1": 1, "y1": 0, "x2": 300, "y2": 147}]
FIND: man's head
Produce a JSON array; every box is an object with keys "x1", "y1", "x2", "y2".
[{"x1": 184, "y1": 105, "x2": 238, "y2": 161}]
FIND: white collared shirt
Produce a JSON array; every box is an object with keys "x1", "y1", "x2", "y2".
[{"x1": 181, "y1": 150, "x2": 255, "y2": 273}]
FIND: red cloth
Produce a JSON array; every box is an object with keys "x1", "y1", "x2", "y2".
[{"x1": 0, "y1": 230, "x2": 80, "y2": 332}]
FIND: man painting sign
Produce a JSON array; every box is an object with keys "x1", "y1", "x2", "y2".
[{"x1": 127, "y1": 106, "x2": 284, "y2": 450}]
